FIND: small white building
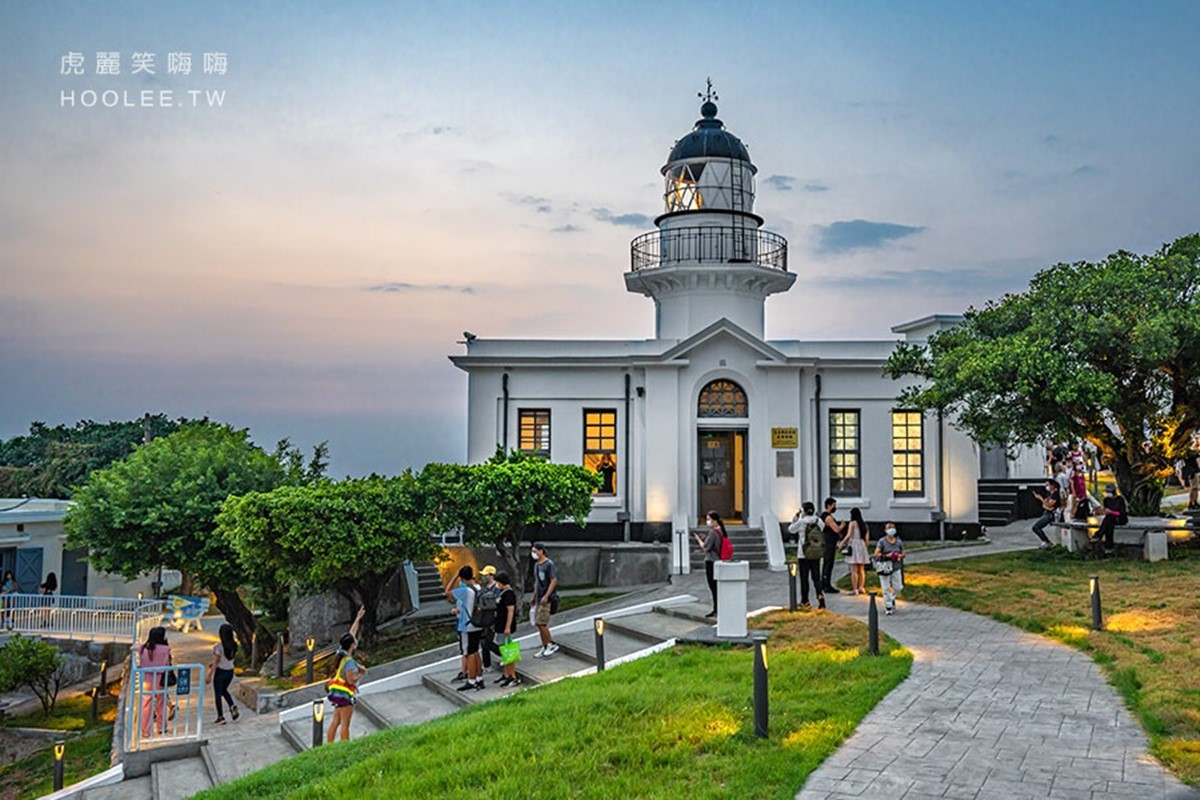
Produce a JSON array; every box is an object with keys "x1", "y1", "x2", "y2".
[
  {"x1": 0, "y1": 498, "x2": 156, "y2": 598},
  {"x1": 451, "y1": 98, "x2": 1038, "y2": 570}
]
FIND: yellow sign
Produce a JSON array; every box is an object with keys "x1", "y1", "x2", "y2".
[{"x1": 771, "y1": 427, "x2": 798, "y2": 449}]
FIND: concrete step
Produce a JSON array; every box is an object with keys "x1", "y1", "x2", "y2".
[
  {"x1": 201, "y1": 731, "x2": 299, "y2": 785},
  {"x1": 83, "y1": 776, "x2": 153, "y2": 800},
  {"x1": 653, "y1": 601, "x2": 714, "y2": 624},
  {"x1": 421, "y1": 668, "x2": 529, "y2": 707},
  {"x1": 357, "y1": 685, "x2": 460, "y2": 727},
  {"x1": 281, "y1": 703, "x2": 382, "y2": 751},
  {"x1": 151, "y1": 756, "x2": 213, "y2": 800},
  {"x1": 605, "y1": 610, "x2": 707, "y2": 642},
  {"x1": 514, "y1": 648, "x2": 593, "y2": 686},
  {"x1": 553, "y1": 628, "x2": 655, "y2": 664}
]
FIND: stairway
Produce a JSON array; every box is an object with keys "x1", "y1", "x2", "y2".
[
  {"x1": 688, "y1": 526, "x2": 769, "y2": 570},
  {"x1": 414, "y1": 562, "x2": 446, "y2": 606},
  {"x1": 977, "y1": 479, "x2": 1028, "y2": 527}
]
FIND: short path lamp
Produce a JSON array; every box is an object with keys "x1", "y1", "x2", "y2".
[
  {"x1": 90, "y1": 686, "x2": 100, "y2": 722},
  {"x1": 593, "y1": 618, "x2": 606, "y2": 672},
  {"x1": 305, "y1": 638, "x2": 316, "y2": 684},
  {"x1": 276, "y1": 632, "x2": 285, "y2": 679},
  {"x1": 867, "y1": 592, "x2": 880, "y2": 656},
  {"x1": 753, "y1": 636, "x2": 768, "y2": 738},
  {"x1": 99, "y1": 660, "x2": 108, "y2": 694},
  {"x1": 53, "y1": 740, "x2": 65, "y2": 791},
  {"x1": 1090, "y1": 575, "x2": 1103, "y2": 631},
  {"x1": 787, "y1": 562, "x2": 798, "y2": 612},
  {"x1": 311, "y1": 700, "x2": 324, "y2": 748},
  {"x1": 250, "y1": 631, "x2": 258, "y2": 674}
]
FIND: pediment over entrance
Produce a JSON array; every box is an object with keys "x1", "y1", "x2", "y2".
[{"x1": 657, "y1": 318, "x2": 788, "y2": 363}]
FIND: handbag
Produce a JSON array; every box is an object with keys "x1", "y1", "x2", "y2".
[
  {"x1": 499, "y1": 636, "x2": 521, "y2": 666},
  {"x1": 871, "y1": 557, "x2": 896, "y2": 576},
  {"x1": 840, "y1": 545, "x2": 852, "y2": 556}
]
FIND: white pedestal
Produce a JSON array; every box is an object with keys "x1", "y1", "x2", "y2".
[
  {"x1": 1145, "y1": 531, "x2": 1168, "y2": 562},
  {"x1": 714, "y1": 560, "x2": 749, "y2": 639}
]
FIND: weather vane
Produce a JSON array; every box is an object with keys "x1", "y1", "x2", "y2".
[{"x1": 698, "y1": 77, "x2": 718, "y2": 103}]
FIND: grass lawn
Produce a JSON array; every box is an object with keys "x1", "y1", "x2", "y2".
[
  {"x1": 0, "y1": 726, "x2": 113, "y2": 800},
  {"x1": 266, "y1": 593, "x2": 625, "y2": 690},
  {"x1": 897, "y1": 547, "x2": 1200, "y2": 785},
  {"x1": 195, "y1": 611, "x2": 912, "y2": 800},
  {"x1": 1, "y1": 690, "x2": 121, "y2": 733}
]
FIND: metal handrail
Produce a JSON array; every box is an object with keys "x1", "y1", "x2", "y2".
[
  {"x1": 124, "y1": 659, "x2": 206, "y2": 751},
  {"x1": 629, "y1": 226, "x2": 788, "y2": 272},
  {"x1": 0, "y1": 593, "x2": 163, "y2": 643}
]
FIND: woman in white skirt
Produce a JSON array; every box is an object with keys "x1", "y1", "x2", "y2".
[{"x1": 838, "y1": 507, "x2": 871, "y2": 595}]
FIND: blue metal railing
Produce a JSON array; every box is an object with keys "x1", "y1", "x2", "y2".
[
  {"x1": 0, "y1": 593, "x2": 163, "y2": 643},
  {"x1": 123, "y1": 660, "x2": 206, "y2": 751}
]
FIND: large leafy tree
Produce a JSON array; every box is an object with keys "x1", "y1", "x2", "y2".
[
  {"x1": 0, "y1": 415, "x2": 184, "y2": 498},
  {"x1": 217, "y1": 475, "x2": 444, "y2": 643},
  {"x1": 420, "y1": 449, "x2": 600, "y2": 585},
  {"x1": 885, "y1": 234, "x2": 1200, "y2": 515},
  {"x1": 64, "y1": 422, "x2": 323, "y2": 645}
]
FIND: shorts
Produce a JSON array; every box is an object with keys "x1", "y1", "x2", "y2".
[
  {"x1": 533, "y1": 603, "x2": 551, "y2": 627},
  {"x1": 460, "y1": 630, "x2": 482, "y2": 655},
  {"x1": 328, "y1": 694, "x2": 354, "y2": 708},
  {"x1": 1191, "y1": 474, "x2": 1200, "y2": 489}
]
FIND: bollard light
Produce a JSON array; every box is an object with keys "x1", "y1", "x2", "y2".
[
  {"x1": 1090, "y1": 574, "x2": 1103, "y2": 631},
  {"x1": 593, "y1": 617, "x2": 606, "y2": 672},
  {"x1": 276, "y1": 632, "x2": 285, "y2": 679},
  {"x1": 250, "y1": 631, "x2": 258, "y2": 673},
  {"x1": 867, "y1": 592, "x2": 880, "y2": 656},
  {"x1": 136, "y1": 592, "x2": 143, "y2": 601},
  {"x1": 53, "y1": 740, "x2": 65, "y2": 791},
  {"x1": 305, "y1": 638, "x2": 316, "y2": 685},
  {"x1": 99, "y1": 660, "x2": 108, "y2": 694},
  {"x1": 90, "y1": 686, "x2": 99, "y2": 721},
  {"x1": 787, "y1": 561, "x2": 798, "y2": 612},
  {"x1": 753, "y1": 635, "x2": 768, "y2": 738},
  {"x1": 312, "y1": 699, "x2": 324, "y2": 748}
]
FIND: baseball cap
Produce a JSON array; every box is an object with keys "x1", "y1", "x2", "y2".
[{"x1": 480, "y1": 565, "x2": 497, "y2": 576}]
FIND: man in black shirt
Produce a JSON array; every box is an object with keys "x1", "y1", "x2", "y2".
[
  {"x1": 819, "y1": 497, "x2": 844, "y2": 593},
  {"x1": 1095, "y1": 483, "x2": 1128, "y2": 555},
  {"x1": 1031, "y1": 479, "x2": 1060, "y2": 548}
]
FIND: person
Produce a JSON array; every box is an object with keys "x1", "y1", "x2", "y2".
[
  {"x1": 787, "y1": 502, "x2": 825, "y2": 609},
  {"x1": 819, "y1": 498, "x2": 844, "y2": 594},
  {"x1": 208, "y1": 623, "x2": 240, "y2": 725},
  {"x1": 492, "y1": 571, "x2": 521, "y2": 688},
  {"x1": 325, "y1": 606, "x2": 367, "y2": 742},
  {"x1": 597, "y1": 453, "x2": 617, "y2": 495},
  {"x1": 1052, "y1": 463, "x2": 1071, "y2": 521},
  {"x1": 530, "y1": 542, "x2": 560, "y2": 658},
  {"x1": 1183, "y1": 452, "x2": 1200, "y2": 509},
  {"x1": 873, "y1": 523, "x2": 906, "y2": 615},
  {"x1": 39, "y1": 572, "x2": 57, "y2": 595},
  {"x1": 2, "y1": 570, "x2": 17, "y2": 628},
  {"x1": 478, "y1": 566, "x2": 501, "y2": 672},
  {"x1": 447, "y1": 565, "x2": 485, "y2": 691},
  {"x1": 1095, "y1": 483, "x2": 1128, "y2": 556},
  {"x1": 1031, "y1": 479, "x2": 1060, "y2": 548},
  {"x1": 137, "y1": 626, "x2": 172, "y2": 738},
  {"x1": 1068, "y1": 445, "x2": 1090, "y2": 519},
  {"x1": 694, "y1": 511, "x2": 726, "y2": 617},
  {"x1": 839, "y1": 508, "x2": 871, "y2": 596}
]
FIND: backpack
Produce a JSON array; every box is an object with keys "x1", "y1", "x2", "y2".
[
  {"x1": 803, "y1": 521, "x2": 824, "y2": 561},
  {"x1": 719, "y1": 535, "x2": 734, "y2": 561},
  {"x1": 469, "y1": 585, "x2": 497, "y2": 628}
]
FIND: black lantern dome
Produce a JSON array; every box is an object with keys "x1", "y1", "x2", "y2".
[{"x1": 664, "y1": 101, "x2": 755, "y2": 171}]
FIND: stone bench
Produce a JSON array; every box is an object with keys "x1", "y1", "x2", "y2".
[{"x1": 1049, "y1": 519, "x2": 1195, "y2": 562}]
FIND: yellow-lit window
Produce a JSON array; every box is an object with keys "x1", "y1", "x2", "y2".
[
  {"x1": 582, "y1": 409, "x2": 617, "y2": 495},
  {"x1": 892, "y1": 411, "x2": 924, "y2": 496},
  {"x1": 518, "y1": 409, "x2": 550, "y2": 457},
  {"x1": 829, "y1": 410, "x2": 860, "y2": 497}
]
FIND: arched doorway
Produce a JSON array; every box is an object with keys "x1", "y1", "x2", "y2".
[{"x1": 697, "y1": 379, "x2": 748, "y2": 523}]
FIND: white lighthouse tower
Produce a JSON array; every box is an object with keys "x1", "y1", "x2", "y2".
[{"x1": 624, "y1": 82, "x2": 796, "y2": 340}]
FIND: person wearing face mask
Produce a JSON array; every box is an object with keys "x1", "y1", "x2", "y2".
[
  {"x1": 1095, "y1": 483, "x2": 1128, "y2": 556},
  {"x1": 530, "y1": 543, "x2": 560, "y2": 658},
  {"x1": 872, "y1": 523, "x2": 906, "y2": 615}
]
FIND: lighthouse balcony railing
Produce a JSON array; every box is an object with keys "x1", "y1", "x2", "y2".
[{"x1": 630, "y1": 226, "x2": 787, "y2": 272}]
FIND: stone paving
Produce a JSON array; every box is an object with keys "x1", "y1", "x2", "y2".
[{"x1": 783, "y1": 527, "x2": 1200, "y2": 800}]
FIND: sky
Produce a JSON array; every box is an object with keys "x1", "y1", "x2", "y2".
[{"x1": 2, "y1": 1, "x2": 1198, "y2": 477}]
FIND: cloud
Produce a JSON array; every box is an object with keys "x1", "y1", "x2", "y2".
[
  {"x1": 763, "y1": 174, "x2": 795, "y2": 191},
  {"x1": 813, "y1": 219, "x2": 924, "y2": 254},
  {"x1": 590, "y1": 208, "x2": 652, "y2": 228},
  {"x1": 1072, "y1": 164, "x2": 1102, "y2": 176},
  {"x1": 505, "y1": 194, "x2": 552, "y2": 213},
  {"x1": 821, "y1": 265, "x2": 1035, "y2": 295},
  {"x1": 366, "y1": 282, "x2": 474, "y2": 294},
  {"x1": 552, "y1": 224, "x2": 583, "y2": 233},
  {"x1": 803, "y1": 181, "x2": 831, "y2": 192}
]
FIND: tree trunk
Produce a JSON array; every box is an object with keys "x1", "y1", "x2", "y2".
[
  {"x1": 1111, "y1": 455, "x2": 1165, "y2": 517},
  {"x1": 180, "y1": 572, "x2": 195, "y2": 596},
  {"x1": 211, "y1": 587, "x2": 261, "y2": 652}
]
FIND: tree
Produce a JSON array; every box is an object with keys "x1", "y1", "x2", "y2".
[
  {"x1": 217, "y1": 475, "x2": 444, "y2": 643},
  {"x1": 64, "y1": 422, "x2": 323, "y2": 646},
  {"x1": 420, "y1": 449, "x2": 601, "y2": 585},
  {"x1": 885, "y1": 234, "x2": 1200, "y2": 515},
  {"x1": 0, "y1": 635, "x2": 67, "y2": 717}
]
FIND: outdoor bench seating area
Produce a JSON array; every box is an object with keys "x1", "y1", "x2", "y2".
[
  {"x1": 165, "y1": 594, "x2": 210, "y2": 633},
  {"x1": 1049, "y1": 518, "x2": 1197, "y2": 561}
]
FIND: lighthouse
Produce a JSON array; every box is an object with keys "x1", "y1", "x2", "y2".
[{"x1": 625, "y1": 82, "x2": 796, "y2": 340}]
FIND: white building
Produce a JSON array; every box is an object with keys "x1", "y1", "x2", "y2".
[{"x1": 451, "y1": 98, "x2": 1038, "y2": 571}]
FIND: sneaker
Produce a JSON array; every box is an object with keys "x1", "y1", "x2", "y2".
[
  {"x1": 493, "y1": 675, "x2": 507, "y2": 684},
  {"x1": 800, "y1": 602, "x2": 811, "y2": 610},
  {"x1": 506, "y1": 676, "x2": 521, "y2": 687},
  {"x1": 543, "y1": 642, "x2": 560, "y2": 657},
  {"x1": 824, "y1": 585, "x2": 841, "y2": 594},
  {"x1": 230, "y1": 705, "x2": 239, "y2": 721},
  {"x1": 818, "y1": 598, "x2": 826, "y2": 610},
  {"x1": 456, "y1": 680, "x2": 479, "y2": 692},
  {"x1": 214, "y1": 717, "x2": 226, "y2": 725},
  {"x1": 452, "y1": 671, "x2": 467, "y2": 681}
]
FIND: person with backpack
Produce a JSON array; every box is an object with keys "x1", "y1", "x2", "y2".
[
  {"x1": 477, "y1": 565, "x2": 501, "y2": 673},
  {"x1": 326, "y1": 606, "x2": 367, "y2": 742},
  {"x1": 694, "y1": 511, "x2": 728, "y2": 618},
  {"x1": 787, "y1": 502, "x2": 825, "y2": 609},
  {"x1": 447, "y1": 565, "x2": 485, "y2": 691}
]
